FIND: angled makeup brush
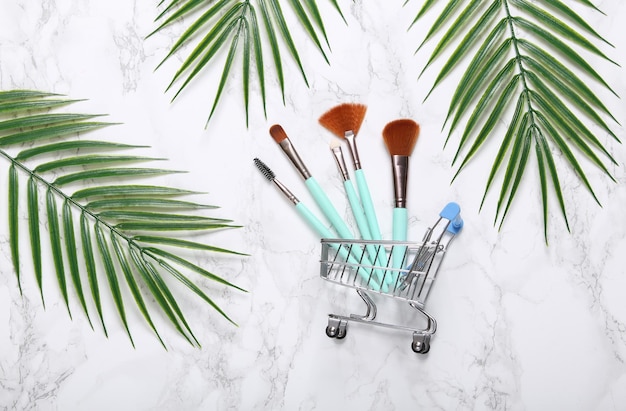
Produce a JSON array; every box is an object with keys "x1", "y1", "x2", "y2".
[
  {"x1": 254, "y1": 157, "x2": 380, "y2": 289},
  {"x1": 269, "y1": 124, "x2": 355, "y2": 241},
  {"x1": 382, "y1": 119, "x2": 420, "y2": 275},
  {"x1": 319, "y1": 103, "x2": 388, "y2": 269}
]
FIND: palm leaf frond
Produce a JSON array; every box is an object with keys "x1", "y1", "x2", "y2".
[
  {"x1": 1, "y1": 90, "x2": 246, "y2": 348},
  {"x1": 150, "y1": 0, "x2": 343, "y2": 127},
  {"x1": 411, "y1": 0, "x2": 620, "y2": 242}
]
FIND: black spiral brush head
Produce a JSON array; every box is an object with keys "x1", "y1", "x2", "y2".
[{"x1": 253, "y1": 158, "x2": 275, "y2": 181}]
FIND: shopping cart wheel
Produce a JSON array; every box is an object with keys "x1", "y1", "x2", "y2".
[
  {"x1": 326, "y1": 317, "x2": 347, "y2": 339},
  {"x1": 411, "y1": 333, "x2": 431, "y2": 354},
  {"x1": 325, "y1": 325, "x2": 348, "y2": 339},
  {"x1": 335, "y1": 325, "x2": 347, "y2": 339},
  {"x1": 326, "y1": 325, "x2": 337, "y2": 338},
  {"x1": 412, "y1": 341, "x2": 430, "y2": 354}
]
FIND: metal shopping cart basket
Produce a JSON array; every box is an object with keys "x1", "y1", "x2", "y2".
[{"x1": 319, "y1": 202, "x2": 463, "y2": 354}]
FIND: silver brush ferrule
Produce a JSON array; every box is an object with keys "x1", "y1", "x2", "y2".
[
  {"x1": 330, "y1": 145, "x2": 350, "y2": 181},
  {"x1": 391, "y1": 155, "x2": 409, "y2": 208},
  {"x1": 279, "y1": 138, "x2": 311, "y2": 180},
  {"x1": 344, "y1": 130, "x2": 361, "y2": 170},
  {"x1": 273, "y1": 178, "x2": 299, "y2": 205}
]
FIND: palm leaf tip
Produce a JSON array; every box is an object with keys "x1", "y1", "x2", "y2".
[
  {"x1": 414, "y1": 0, "x2": 619, "y2": 239},
  {"x1": 1, "y1": 90, "x2": 244, "y2": 347}
]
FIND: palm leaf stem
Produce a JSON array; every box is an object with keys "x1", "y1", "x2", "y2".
[
  {"x1": 492, "y1": 0, "x2": 554, "y2": 228},
  {"x1": 500, "y1": 0, "x2": 613, "y2": 229},
  {"x1": 0, "y1": 148, "x2": 210, "y2": 326},
  {"x1": 1, "y1": 148, "x2": 135, "y2": 247},
  {"x1": 503, "y1": 0, "x2": 537, "y2": 139}
]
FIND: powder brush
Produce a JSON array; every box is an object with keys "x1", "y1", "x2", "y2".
[{"x1": 382, "y1": 119, "x2": 420, "y2": 275}]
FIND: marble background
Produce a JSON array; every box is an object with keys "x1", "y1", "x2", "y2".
[{"x1": 1, "y1": 0, "x2": 625, "y2": 410}]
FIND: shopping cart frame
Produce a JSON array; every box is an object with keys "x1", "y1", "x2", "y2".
[{"x1": 319, "y1": 202, "x2": 463, "y2": 354}]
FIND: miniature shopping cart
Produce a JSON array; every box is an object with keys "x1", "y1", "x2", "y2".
[{"x1": 319, "y1": 202, "x2": 463, "y2": 354}]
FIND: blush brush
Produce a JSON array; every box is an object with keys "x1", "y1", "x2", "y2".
[{"x1": 382, "y1": 119, "x2": 420, "y2": 276}]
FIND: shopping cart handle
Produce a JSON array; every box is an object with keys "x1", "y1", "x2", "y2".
[{"x1": 440, "y1": 202, "x2": 463, "y2": 234}]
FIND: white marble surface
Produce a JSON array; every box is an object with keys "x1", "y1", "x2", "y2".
[{"x1": 1, "y1": 0, "x2": 625, "y2": 409}]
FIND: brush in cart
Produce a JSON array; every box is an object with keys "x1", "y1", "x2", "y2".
[{"x1": 319, "y1": 103, "x2": 388, "y2": 272}]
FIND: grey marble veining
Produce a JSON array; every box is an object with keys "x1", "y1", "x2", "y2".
[{"x1": 1, "y1": 1, "x2": 626, "y2": 410}]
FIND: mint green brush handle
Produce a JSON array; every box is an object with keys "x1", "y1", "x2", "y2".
[
  {"x1": 305, "y1": 177, "x2": 353, "y2": 239},
  {"x1": 305, "y1": 176, "x2": 372, "y2": 263},
  {"x1": 295, "y1": 202, "x2": 333, "y2": 237},
  {"x1": 344, "y1": 180, "x2": 384, "y2": 285},
  {"x1": 304, "y1": 177, "x2": 379, "y2": 287},
  {"x1": 355, "y1": 169, "x2": 388, "y2": 270},
  {"x1": 392, "y1": 207, "x2": 408, "y2": 264},
  {"x1": 390, "y1": 207, "x2": 408, "y2": 286},
  {"x1": 296, "y1": 203, "x2": 380, "y2": 289},
  {"x1": 344, "y1": 180, "x2": 370, "y2": 239},
  {"x1": 354, "y1": 170, "x2": 380, "y2": 239}
]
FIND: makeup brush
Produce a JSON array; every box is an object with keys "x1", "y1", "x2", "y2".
[
  {"x1": 269, "y1": 124, "x2": 379, "y2": 286},
  {"x1": 329, "y1": 139, "x2": 371, "y2": 238},
  {"x1": 329, "y1": 140, "x2": 384, "y2": 283},
  {"x1": 269, "y1": 124, "x2": 355, "y2": 241},
  {"x1": 254, "y1": 157, "x2": 332, "y2": 238},
  {"x1": 319, "y1": 103, "x2": 387, "y2": 269},
  {"x1": 382, "y1": 119, "x2": 420, "y2": 275},
  {"x1": 254, "y1": 157, "x2": 380, "y2": 289}
]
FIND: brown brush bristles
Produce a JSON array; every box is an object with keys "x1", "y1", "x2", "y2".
[
  {"x1": 382, "y1": 119, "x2": 420, "y2": 156},
  {"x1": 318, "y1": 103, "x2": 367, "y2": 138},
  {"x1": 269, "y1": 124, "x2": 288, "y2": 143}
]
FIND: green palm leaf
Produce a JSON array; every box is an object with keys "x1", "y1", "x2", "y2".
[
  {"x1": 150, "y1": 0, "x2": 344, "y2": 126},
  {"x1": 85, "y1": 197, "x2": 216, "y2": 210},
  {"x1": 110, "y1": 232, "x2": 166, "y2": 348},
  {"x1": 94, "y1": 220, "x2": 134, "y2": 346},
  {"x1": 71, "y1": 185, "x2": 200, "y2": 199},
  {"x1": 9, "y1": 164, "x2": 20, "y2": 293},
  {"x1": 45, "y1": 187, "x2": 71, "y2": 316},
  {"x1": 81, "y1": 210, "x2": 107, "y2": 335},
  {"x1": 411, "y1": 0, "x2": 620, "y2": 242},
  {"x1": 16, "y1": 140, "x2": 146, "y2": 161},
  {"x1": 27, "y1": 176, "x2": 44, "y2": 304},
  {"x1": 1, "y1": 90, "x2": 246, "y2": 347},
  {"x1": 63, "y1": 199, "x2": 93, "y2": 328}
]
